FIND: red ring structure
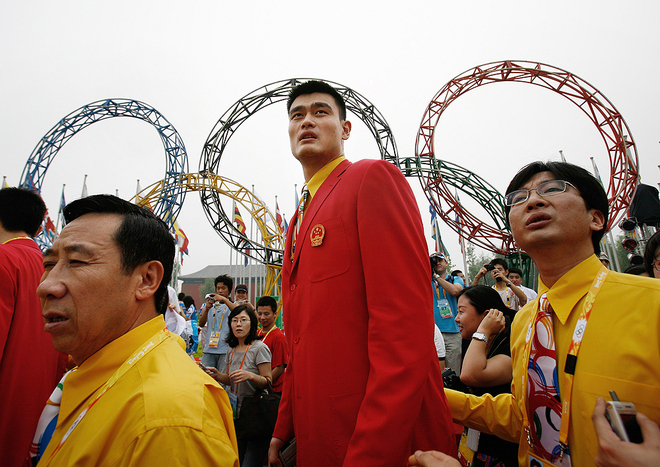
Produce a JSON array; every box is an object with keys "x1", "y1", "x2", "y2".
[{"x1": 416, "y1": 60, "x2": 639, "y2": 254}]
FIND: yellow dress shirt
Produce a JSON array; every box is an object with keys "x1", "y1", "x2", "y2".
[
  {"x1": 40, "y1": 315, "x2": 239, "y2": 467},
  {"x1": 306, "y1": 156, "x2": 345, "y2": 197},
  {"x1": 446, "y1": 255, "x2": 660, "y2": 467}
]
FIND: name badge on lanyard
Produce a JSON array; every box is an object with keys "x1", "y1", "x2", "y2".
[{"x1": 438, "y1": 299, "x2": 453, "y2": 319}]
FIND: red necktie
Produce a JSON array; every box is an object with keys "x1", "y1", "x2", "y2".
[
  {"x1": 527, "y1": 292, "x2": 563, "y2": 462},
  {"x1": 290, "y1": 185, "x2": 309, "y2": 259}
]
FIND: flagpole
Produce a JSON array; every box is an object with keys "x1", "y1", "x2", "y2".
[
  {"x1": 250, "y1": 185, "x2": 255, "y2": 298},
  {"x1": 230, "y1": 200, "x2": 235, "y2": 269},
  {"x1": 56, "y1": 184, "x2": 66, "y2": 233},
  {"x1": 455, "y1": 189, "x2": 469, "y2": 278},
  {"x1": 590, "y1": 157, "x2": 621, "y2": 272}
]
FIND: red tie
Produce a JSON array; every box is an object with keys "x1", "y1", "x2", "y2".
[
  {"x1": 290, "y1": 185, "x2": 309, "y2": 259},
  {"x1": 527, "y1": 293, "x2": 564, "y2": 462}
]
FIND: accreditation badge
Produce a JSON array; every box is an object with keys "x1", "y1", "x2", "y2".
[
  {"x1": 438, "y1": 298, "x2": 453, "y2": 319},
  {"x1": 208, "y1": 331, "x2": 221, "y2": 348}
]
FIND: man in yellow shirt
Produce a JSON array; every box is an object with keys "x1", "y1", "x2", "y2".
[
  {"x1": 35, "y1": 195, "x2": 239, "y2": 466},
  {"x1": 432, "y1": 162, "x2": 660, "y2": 467}
]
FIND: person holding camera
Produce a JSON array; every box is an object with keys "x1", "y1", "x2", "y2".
[
  {"x1": 451, "y1": 285, "x2": 518, "y2": 466},
  {"x1": 472, "y1": 258, "x2": 527, "y2": 311},
  {"x1": 431, "y1": 252, "x2": 465, "y2": 372},
  {"x1": 199, "y1": 274, "x2": 237, "y2": 370}
]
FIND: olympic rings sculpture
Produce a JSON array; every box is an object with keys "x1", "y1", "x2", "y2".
[
  {"x1": 19, "y1": 63, "x2": 640, "y2": 262},
  {"x1": 407, "y1": 60, "x2": 639, "y2": 254},
  {"x1": 20, "y1": 98, "x2": 188, "y2": 247},
  {"x1": 199, "y1": 78, "x2": 398, "y2": 265}
]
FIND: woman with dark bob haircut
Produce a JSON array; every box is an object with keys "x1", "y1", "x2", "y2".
[
  {"x1": 204, "y1": 305, "x2": 272, "y2": 467},
  {"x1": 644, "y1": 230, "x2": 660, "y2": 278},
  {"x1": 453, "y1": 285, "x2": 518, "y2": 466}
]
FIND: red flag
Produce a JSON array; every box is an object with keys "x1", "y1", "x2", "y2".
[
  {"x1": 44, "y1": 210, "x2": 57, "y2": 240},
  {"x1": 276, "y1": 202, "x2": 286, "y2": 234}
]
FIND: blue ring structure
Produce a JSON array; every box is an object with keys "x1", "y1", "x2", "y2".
[
  {"x1": 200, "y1": 78, "x2": 398, "y2": 266},
  {"x1": 20, "y1": 98, "x2": 188, "y2": 247}
]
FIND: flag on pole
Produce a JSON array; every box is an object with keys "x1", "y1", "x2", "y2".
[
  {"x1": 234, "y1": 204, "x2": 249, "y2": 266},
  {"x1": 276, "y1": 201, "x2": 287, "y2": 234},
  {"x1": 44, "y1": 210, "x2": 57, "y2": 241},
  {"x1": 429, "y1": 204, "x2": 448, "y2": 256},
  {"x1": 172, "y1": 220, "x2": 189, "y2": 255},
  {"x1": 59, "y1": 188, "x2": 66, "y2": 213}
]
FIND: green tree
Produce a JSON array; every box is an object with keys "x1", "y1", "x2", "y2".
[
  {"x1": 198, "y1": 277, "x2": 215, "y2": 298},
  {"x1": 465, "y1": 244, "x2": 499, "y2": 286}
]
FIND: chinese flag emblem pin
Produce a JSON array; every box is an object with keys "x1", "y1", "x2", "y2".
[{"x1": 310, "y1": 224, "x2": 325, "y2": 247}]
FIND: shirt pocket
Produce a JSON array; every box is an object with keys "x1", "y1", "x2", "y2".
[{"x1": 574, "y1": 371, "x2": 660, "y2": 459}]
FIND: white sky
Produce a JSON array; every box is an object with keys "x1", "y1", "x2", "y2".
[{"x1": 2, "y1": 1, "x2": 658, "y2": 277}]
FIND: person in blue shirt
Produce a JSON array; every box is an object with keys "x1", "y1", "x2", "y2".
[{"x1": 430, "y1": 253, "x2": 464, "y2": 372}]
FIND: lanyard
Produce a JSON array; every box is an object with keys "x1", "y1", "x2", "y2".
[
  {"x1": 2, "y1": 236, "x2": 31, "y2": 244},
  {"x1": 228, "y1": 343, "x2": 251, "y2": 393},
  {"x1": 48, "y1": 328, "x2": 171, "y2": 461},
  {"x1": 259, "y1": 325, "x2": 278, "y2": 344},
  {"x1": 434, "y1": 277, "x2": 447, "y2": 300},
  {"x1": 521, "y1": 266, "x2": 609, "y2": 457},
  {"x1": 212, "y1": 303, "x2": 225, "y2": 332}
]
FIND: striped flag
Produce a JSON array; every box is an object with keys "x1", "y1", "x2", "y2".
[
  {"x1": 429, "y1": 204, "x2": 448, "y2": 256},
  {"x1": 234, "y1": 204, "x2": 249, "y2": 266}
]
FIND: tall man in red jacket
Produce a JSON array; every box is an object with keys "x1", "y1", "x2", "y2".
[
  {"x1": 0, "y1": 188, "x2": 66, "y2": 467},
  {"x1": 268, "y1": 81, "x2": 456, "y2": 466}
]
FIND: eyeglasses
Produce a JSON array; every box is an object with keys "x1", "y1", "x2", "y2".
[
  {"x1": 504, "y1": 180, "x2": 577, "y2": 207},
  {"x1": 231, "y1": 318, "x2": 249, "y2": 325}
]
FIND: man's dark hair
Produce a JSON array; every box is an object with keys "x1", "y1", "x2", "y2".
[
  {"x1": 63, "y1": 194, "x2": 175, "y2": 315},
  {"x1": 505, "y1": 161, "x2": 609, "y2": 254},
  {"x1": 214, "y1": 274, "x2": 233, "y2": 294},
  {"x1": 178, "y1": 292, "x2": 185, "y2": 301},
  {"x1": 287, "y1": 80, "x2": 347, "y2": 121},
  {"x1": 225, "y1": 305, "x2": 259, "y2": 347},
  {"x1": 0, "y1": 187, "x2": 47, "y2": 237},
  {"x1": 451, "y1": 270, "x2": 463, "y2": 276},
  {"x1": 256, "y1": 295, "x2": 277, "y2": 313},
  {"x1": 490, "y1": 258, "x2": 508, "y2": 271},
  {"x1": 644, "y1": 230, "x2": 660, "y2": 277},
  {"x1": 508, "y1": 266, "x2": 523, "y2": 276}
]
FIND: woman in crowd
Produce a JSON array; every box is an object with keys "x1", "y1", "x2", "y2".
[
  {"x1": 205, "y1": 304, "x2": 272, "y2": 467},
  {"x1": 453, "y1": 285, "x2": 518, "y2": 467},
  {"x1": 182, "y1": 295, "x2": 199, "y2": 355},
  {"x1": 644, "y1": 230, "x2": 660, "y2": 278}
]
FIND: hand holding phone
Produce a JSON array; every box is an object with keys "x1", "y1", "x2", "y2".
[{"x1": 605, "y1": 390, "x2": 643, "y2": 443}]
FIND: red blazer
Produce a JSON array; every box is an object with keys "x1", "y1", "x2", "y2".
[{"x1": 274, "y1": 159, "x2": 457, "y2": 466}]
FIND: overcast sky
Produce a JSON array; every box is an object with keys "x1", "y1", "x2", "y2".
[{"x1": 2, "y1": 1, "x2": 658, "y2": 279}]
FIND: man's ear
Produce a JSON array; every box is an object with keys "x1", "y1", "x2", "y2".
[
  {"x1": 589, "y1": 209, "x2": 606, "y2": 233},
  {"x1": 341, "y1": 120, "x2": 351, "y2": 140},
  {"x1": 134, "y1": 260, "x2": 165, "y2": 302}
]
